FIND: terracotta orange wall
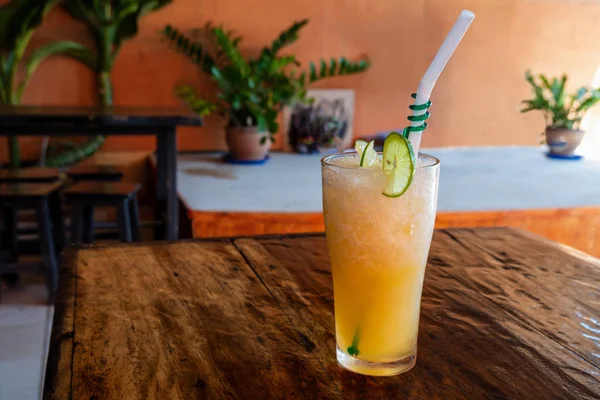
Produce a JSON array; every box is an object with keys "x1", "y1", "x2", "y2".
[{"x1": 3, "y1": 0, "x2": 600, "y2": 163}]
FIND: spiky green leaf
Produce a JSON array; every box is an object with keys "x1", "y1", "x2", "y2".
[
  {"x1": 309, "y1": 62, "x2": 317, "y2": 81},
  {"x1": 66, "y1": 0, "x2": 172, "y2": 49},
  {"x1": 319, "y1": 59, "x2": 327, "y2": 78},
  {"x1": 0, "y1": 0, "x2": 60, "y2": 51},
  {"x1": 213, "y1": 27, "x2": 249, "y2": 76},
  {"x1": 175, "y1": 85, "x2": 216, "y2": 116},
  {"x1": 270, "y1": 19, "x2": 309, "y2": 55},
  {"x1": 162, "y1": 24, "x2": 215, "y2": 73},
  {"x1": 17, "y1": 41, "x2": 94, "y2": 102},
  {"x1": 328, "y1": 58, "x2": 337, "y2": 75},
  {"x1": 307, "y1": 57, "x2": 371, "y2": 83}
]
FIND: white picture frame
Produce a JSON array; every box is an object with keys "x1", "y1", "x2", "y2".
[{"x1": 282, "y1": 89, "x2": 355, "y2": 153}]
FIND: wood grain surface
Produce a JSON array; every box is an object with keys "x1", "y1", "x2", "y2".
[{"x1": 44, "y1": 228, "x2": 600, "y2": 399}]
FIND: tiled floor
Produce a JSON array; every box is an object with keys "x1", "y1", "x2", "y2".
[{"x1": 0, "y1": 272, "x2": 53, "y2": 400}]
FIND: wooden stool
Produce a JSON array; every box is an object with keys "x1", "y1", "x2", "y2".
[
  {"x1": 67, "y1": 165, "x2": 123, "y2": 183},
  {"x1": 66, "y1": 182, "x2": 141, "y2": 244},
  {"x1": 0, "y1": 182, "x2": 65, "y2": 300},
  {"x1": 0, "y1": 168, "x2": 64, "y2": 272},
  {"x1": 0, "y1": 167, "x2": 61, "y2": 183}
]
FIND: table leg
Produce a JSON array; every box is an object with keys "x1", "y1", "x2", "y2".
[
  {"x1": 0, "y1": 208, "x2": 4, "y2": 278},
  {"x1": 4, "y1": 206, "x2": 18, "y2": 262},
  {"x1": 156, "y1": 128, "x2": 178, "y2": 241},
  {"x1": 155, "y1": 132, "x2": 166, "y2": 240},
  {"x1": 116, "y1": 199, "x2": 132, "y2": 243},
  {"x1": 37, "y1": 198, "x2": 58, "y2": 303},
  {"x1": 0, "y1": 206, "x2": 18, "y2": 286},
  {"x1": 70, "y1": 204, "x2": 84, "y2": 245},
  {"x1": 82, "y1": 205, "x2": 94, "y2": 244},
  {"x1": 49, "y1": 192, "x2": 65, "y2": 252},
  {"x1": 129, "y1": 196, "x2": 141, "y2": 242}
]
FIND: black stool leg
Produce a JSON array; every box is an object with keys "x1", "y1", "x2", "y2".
[
  {"x1": 128, "y1": 196, "x2": 141, "y2": 242},
  {"x1": 0, "y1": 211, "x2": 3, "y2": 301},
  {"x1": 1, "y1": 206, "x2": 19, "y2": 286},
  {"x1": 49, "y1": 192, "x2": 65, "y2": 253},
  {"x1": 70, "y1": 203, "x2": 84, "y2": 245},
  {"x1": 4, "y1": 206, "x2": 18, "y2": 263},
  {"x1": 37, "y1": 198, "x2": 58, "y2": 303},
  {"x1": 0, "y1": 209, "x2": 4, "y2": 299},
  {"x1": 116, "y1": 199, "x2": 132, "y2": 243},
  {"x1": 0, "y1": 209, "x2": 3, "y2": 265},
  {"x1": 82, "y1": 205, "x2": 94, "y2": 244},
  {"x1": 0, "y1": 206, "x2": 9, "y2": 263}
]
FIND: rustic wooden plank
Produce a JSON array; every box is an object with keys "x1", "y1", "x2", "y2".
[
  {"x1": 66, "y1": 240, "x2": 337, "y2": 399},
  {"x1": 46, "y1": 229, "x2": 600, "y2": 399},
  {"x1": 234, "y1": 234, "x2": 600, "y2": 399},
  {"x1": 43, "y1": 249, "x2": 77, "y2": 399},
  {"x1": 431, "y1": 228, "x2": 600, "y2": 369},
  {"x1": 437, "y1": 227, "x2": 600, "y2": 307}
]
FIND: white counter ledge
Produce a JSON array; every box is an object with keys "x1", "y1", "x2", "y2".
[{"x1": 177, "y1": 146, "x2": 600, "y2": 213}]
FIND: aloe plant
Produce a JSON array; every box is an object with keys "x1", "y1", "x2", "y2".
[
  {"x1": 521, "y1": 71, "x2": 600, "y2": 130},
  {"x1": 162, "y1": 19, "x2": 371, "y2": 141},
  {"x1": 0, "y1": 0, "x2": 90, "y2": 168},
  {"x1": 43, "y1": 0, "x2": 172, "y2": 167}
]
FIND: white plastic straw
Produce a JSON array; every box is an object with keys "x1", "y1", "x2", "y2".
[{"x1": 408, "y1": 10, "x2": 475, "y2": 153}]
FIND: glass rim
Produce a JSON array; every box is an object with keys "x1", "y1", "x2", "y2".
[{"x1": 321, "y1": 151, "x2": 440, "y2": 170}]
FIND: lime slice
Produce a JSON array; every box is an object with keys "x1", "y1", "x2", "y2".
[
  {"x1": 354, "y1": 140, "x2": 368, "y2": 155},
  {"x1": 381, "y1": 132, "x2": 416, "y2": 198},
  {"x1": 354, "y1": 140, "x2": 378, "y2": 167},
  {"x1": 360, "y1": 140, "x2": 378, "y2": 167}
]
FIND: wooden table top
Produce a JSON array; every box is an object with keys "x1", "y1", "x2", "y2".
[
  {"x1": 43, "y1": 228, "x2": 600, "y2": 399},
  {"x1": 0, "y1": 105, "x2": 202, "y2": 130}
]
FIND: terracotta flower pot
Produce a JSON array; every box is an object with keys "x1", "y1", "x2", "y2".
[
  {"x1": 225, "y1": 126, "x2": 271, "y2": 162},
  {"x1": 545, "y1": 128, "x2": 585, "y2": 156}
]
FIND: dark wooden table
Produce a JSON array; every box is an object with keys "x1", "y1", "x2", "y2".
[
  {"x1": 0, "y1": 105, "x2": 203, "y2": 240},
  {"x1": 43, "y1": 228, "x2": 600, "y2": 399}
]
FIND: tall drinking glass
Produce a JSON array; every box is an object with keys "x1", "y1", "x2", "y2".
[{"x1": 321, "y1": 152, "x2": 440, "y2": 376}]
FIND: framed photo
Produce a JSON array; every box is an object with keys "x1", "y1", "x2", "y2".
[{"x1": 282, "y1": 89, "x2": 355, "y2": 154}]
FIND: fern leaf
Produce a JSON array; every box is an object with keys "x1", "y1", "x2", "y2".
[
  {"x1": 270, "y1": 55, "x2": 297, "y2": 72},
  {"x1": 307, "y1": 57, "x2": 371, "y2": 83},
  {"x1": 212, "y1": 27, "x2": 249, "y2": 76},
  {"x1": 175, "y1": 85, "x2": 216, "y2": 117},
  {"x1": 270, "y1": 19, "x2": 309, "y2": 55},
  {"x1": 319, "y1": 59, "x2": 327, "y2": 78},
  {"x1": 45, "y1": 136, "x2": 106, "y2": 167},
  {"x1": 328, "y1": 58, "x2": 337, "y2": 75},
  {"x1": 299, "y1": 71, "x2": 306, "y2": 84},
  {"x1": 553, "y1": 74, "x2": 567, "y2": 107},
  {"x1": 308, "y1": 62, "x2": 317, "y2": 82},
  {"x1": 538, "y1": 74, "x2": 552, "y2": 91},
  {"x1": 163, "y1": 24, "x2": 215, "y2": 73},
  {"x1": 524, "y1": 70, "x2": 538, "y2": 88}
]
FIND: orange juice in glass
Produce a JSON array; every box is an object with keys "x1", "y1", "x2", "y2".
[{"x1": 321, "y1": 141, "x2": 439, "y2": 376}]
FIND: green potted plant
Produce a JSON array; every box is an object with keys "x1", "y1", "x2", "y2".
[
  {"x1": 162, "y1": 19, "x2": 371, "y2": 162},
  {"x1": 521, "y1": 71, "x2": 600, "y2": 157},
  {"x1": 0, "y1": 0, "x2": 171, "y2": 168},
  {"x1": 0, "y1": 0, "x2": 89, "y2": 168},
  {"x1": 43, "y1": 0, "x2": 172, "y2": 167}
]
